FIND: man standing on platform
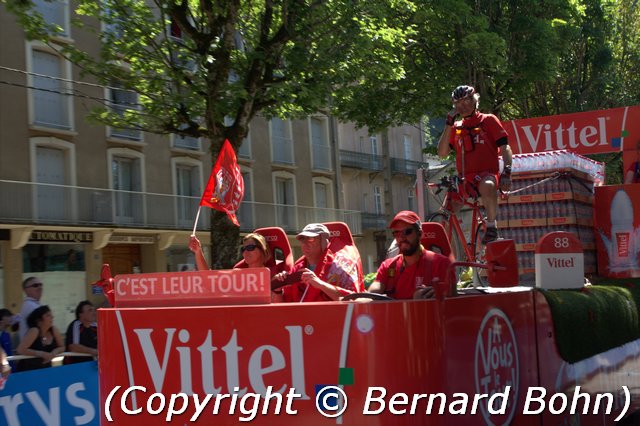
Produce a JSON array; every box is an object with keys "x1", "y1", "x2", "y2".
[{"x1": 437, "y1": 85, "x2": 513, "y2": 243}]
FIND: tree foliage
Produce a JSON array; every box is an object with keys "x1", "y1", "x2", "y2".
[
  {"x1": 6, "y1": 0, "x2": 418, "y2": 267},
  {"x1": 6, "y1": 0, "x2": 640, "y2": 263}
]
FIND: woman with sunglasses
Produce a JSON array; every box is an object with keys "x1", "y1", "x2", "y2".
[
  {"x1": 189, "y1": 233, "x2": 274, "y2": 273},
  {"x1": 16, "y1": 305, "x2": 64, "y2": 371},
  {"x1": 238, "y1": 233, "x2": 272, "y2": 270}
]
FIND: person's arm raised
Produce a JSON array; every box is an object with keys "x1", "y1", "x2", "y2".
[
  {"x1": 438, "y1": 109, "x2": 457, "y2": 158},
  {"x1": 188, "y1": 235, "x2": 210, "y2": 271}
]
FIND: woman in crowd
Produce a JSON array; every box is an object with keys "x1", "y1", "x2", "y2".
[
  {"x1": 16, "y1": 305, "x2": 64, "y2": 371},
  {"x1": 189, "y1": 233, "x2": 275, "y2": 274}
]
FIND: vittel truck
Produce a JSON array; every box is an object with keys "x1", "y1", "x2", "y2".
[{"x1": 96, "y1": 225, "x2": 640, "y2": 425}]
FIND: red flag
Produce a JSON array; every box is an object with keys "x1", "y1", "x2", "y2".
[{"x1": 200, "y1": 139, "x2": 245, "y2": 226}]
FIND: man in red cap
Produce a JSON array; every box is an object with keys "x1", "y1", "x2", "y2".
[{"x1": 369, "y1": 211, "x2": 456, "y2": 299}]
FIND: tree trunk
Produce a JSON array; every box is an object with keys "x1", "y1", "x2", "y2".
[{"x1": 209, "y1": 210, "x2": 241, "y2": 269}]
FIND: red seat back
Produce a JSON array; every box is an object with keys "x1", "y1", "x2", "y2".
[
  {"x1": 323, "y1": 221, "x2": 355, "y2": 253},
  {"x1": 234, "y1": 227, "x2": 294, "y2": 274},
  {"x1": 421, "y1": 222, "x2": 455, "y2": 262},
  {"x1": 323, "y1": 222, "x2": 364, "y2": 291}
]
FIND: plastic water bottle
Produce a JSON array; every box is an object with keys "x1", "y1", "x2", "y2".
[{"x1": 606, "y1": 190, "x2": 638, "y2": 271}]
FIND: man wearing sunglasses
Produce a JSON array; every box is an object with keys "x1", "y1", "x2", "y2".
[
  {"x1": 18, "y1": 277, "x2": 43, "y2": 340},
  {"x1": 273, "y1": 223, "x2": 362, "y2": 302},
  {"x1": 369, "y1": 211, "x2": 456, "y2": 300},
  {"x1": 437, "y1": 85, "x2": 513, "y2": 244}
]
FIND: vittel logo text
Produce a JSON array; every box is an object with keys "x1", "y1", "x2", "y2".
[
  {"x1": 130, "y1": 325, "x2": 309, "y2": 399},
  {"x1": 519, "y1": 116, "x2": 608, "y2": 151}
]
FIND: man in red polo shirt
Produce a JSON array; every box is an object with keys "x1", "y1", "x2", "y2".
[
  {"x1": 369, "y1": 211, "x2": 456, "y2": 300},
  {"x1": 437, "y1": 85, "x2": 513, "y2": 244},
  {"x1": 272, "y1": 223, "x2": 363, "y2": 302}
]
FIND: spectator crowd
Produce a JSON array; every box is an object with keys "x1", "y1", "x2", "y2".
[{"x1": 0, "y1": 277, "x2": 98, "y2": 376}]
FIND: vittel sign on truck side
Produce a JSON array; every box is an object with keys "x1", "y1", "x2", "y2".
[{"x1": 535, "y1": 232, "x2": 584, "y2": 289}]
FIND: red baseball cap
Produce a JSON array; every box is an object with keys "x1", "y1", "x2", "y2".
[{"x1": 389, "y1": 210, "x2": 422, "y2": 228}]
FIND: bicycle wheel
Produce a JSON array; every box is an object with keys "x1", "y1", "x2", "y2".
[
  {"x1": 473, "y1": 220, "x2": 489, "y2": 287},
  {"x1": 426, "y1": 212, "x2": 466, "y2": 283}
]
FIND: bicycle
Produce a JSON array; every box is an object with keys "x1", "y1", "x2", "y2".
[{"x1": 426, "y1": 175, "x2": 489, "y2": 286}]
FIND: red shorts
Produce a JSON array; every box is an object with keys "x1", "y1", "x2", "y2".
[{"x1": 453, "y1": 172, "x2": 499, "y2": 202}]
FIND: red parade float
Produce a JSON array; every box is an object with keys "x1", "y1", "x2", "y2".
[{"x1": 93, "y1": 106, "x2": 640, "y2": 425}]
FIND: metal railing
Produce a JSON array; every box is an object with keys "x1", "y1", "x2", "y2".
[
  {"x1": 339, "y1": 150, "x2": 383, "y2": 171},
  {"x1": 0, "y1": 180, "x2": 361, "y2": 234},
  {"x1": 390, "y1": 158, "x2": 424, "y2": 176},
  {"x1": 361, "y1": 212, "x2": 387, "y2": 230}
]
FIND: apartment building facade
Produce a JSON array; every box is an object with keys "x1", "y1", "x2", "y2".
[{"x1": 0, "y1": 2, "x2": 444, "y2": 326}]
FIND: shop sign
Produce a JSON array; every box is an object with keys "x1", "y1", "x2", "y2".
[
  {"x1": 109, "y1": 235, "x2": 156, "y2": 244},
  {"x1": 30, "y1": 230, "x2": 93, "y2": 243}
]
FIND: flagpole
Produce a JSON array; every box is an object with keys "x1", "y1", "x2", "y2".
[{"x1": 191, "y1": 206, "x2": 202, "y2": 236}]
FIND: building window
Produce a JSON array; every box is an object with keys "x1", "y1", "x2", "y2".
[
  {"x1": 35, "y1": 146, "x2": 69, "y2": 221},
  {"x1": 310, "y1": 117, "x2": 331, "y2": 171},
  {"x1": 33, "y1": 0, "x2": 69, "y2": 37},
  {"x1": 172, "y1": 133, "x2": 201, "y2": 150},
  {"x1": 408, "y1": 187, "x2": 415, "y2": 212},
  {"x1": 313, "y1": 178, "x2": 334, "y2": 223},
  {"x1": 168, "y1": 18, "x2": 197, "y2": 73},
  {"x1": 370, "y1": 135, "x2": 378, "y2": 155},
  {"x1": 273, "y1": 172, "x2": 296, "y2": 231},
  {"x1": 270, "y1": 118, "x2": 294, "y2": 164},
  {"x1": 102, "y1": 3, "x2": 125, "y2": 38},
  {"x1": 224, "y1": 116, "x2": 250, "y2": 159},
  {"x1": 31, "y1": 49, "x2": 72, "y2": 130},
  {"x1": 109, "y1": 149, "x2": 145, "y2": 224},
  {"x1": 238, "y1": 138, "x2": 251, "y2": 159},
  {"x1": 315, "y1": 182, "x2": 328, "y2": 208},
  {"x1": 109, "y1": 84, "x2": 141, "y2": 141},
  {"x1": 238, "y1": 133, "x2": 251, "y2": 159},
  {"x1": 374, "y1": 185, "x2": 382, "y2": 215},
  {"x1": 238, "y1": 169, "x2": 254, "y2": 229},
  {"x1": 403, "y1": 135, "x2": 412, "y2": 160},
  {"x1": 173, "y1": 159, "x2": 201, "y2": 226},
  {"x1": 30, "y1": 137, "x2": 76, "y2": 222},
  {"x1": 166, "y1": 247, "x2": 197, "y2": 272}
]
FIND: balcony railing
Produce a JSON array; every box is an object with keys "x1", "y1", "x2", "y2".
[
  {"x1": 390, "y1": 158, "x2": 424, "y2": 176},
  {"x1": 339, "y1": 150, "x2": 383, "y2": 171},
  {"x1": 0, "y1": 180, "x2": 361, "y2": 235},
  {"x1": 361, "y1": 212, "x2": 387, "y2": 230}
]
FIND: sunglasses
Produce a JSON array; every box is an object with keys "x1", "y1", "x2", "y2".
[
  {"x1": 392, "y1": 227, "x2": 415, "y2": 238},
  {"x1": 240, "y1": 244, "x2": 258, "y2": 253},
  {"x1": 299, "y1": 237, "x2": 318, "y2": 244},
  {"x1": 27, "y1": 283, "x2": 43, "y2": 289}
]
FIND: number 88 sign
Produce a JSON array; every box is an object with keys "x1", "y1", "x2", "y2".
[{"x1": 535, "y1": 232, "x2": 584, "y2": 289}]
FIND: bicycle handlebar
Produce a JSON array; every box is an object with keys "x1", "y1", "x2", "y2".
[{"x1": 429, "y1": 175, "x2": 460, "y2": 194}]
